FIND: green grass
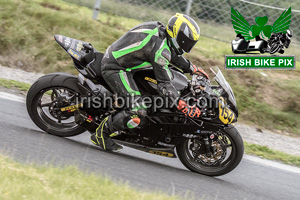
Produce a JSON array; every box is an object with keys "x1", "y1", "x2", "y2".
[
  {"x1": 0, "y1": 0, "x2": 140, "y2": 74},
  {"x1": 223, "y1": 68, "x2": 300, "y2": 135},
  {"x1": 2, "y1": 143, "x2": 298, "y2": 200},
  {"x1": 0, "y1": 0, "x2": 299, "y2": 135},
  {"x1": 244, "y1": 142, "x2": 300, "y2": 167},
  {"x1": 0, "y1": 78, "x2": 32, "y2": 91},
  {"x1": 0, "y1": 154, "x2": 179, "y2": 200}
]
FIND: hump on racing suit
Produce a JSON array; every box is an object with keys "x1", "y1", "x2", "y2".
[{"x1": 104, "y1": 21, "x2": 194, "y2": 86}]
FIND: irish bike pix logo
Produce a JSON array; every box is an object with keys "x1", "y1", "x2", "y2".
[{"x1": 226, "y1": 7, "x2": 295, "y2": 70}]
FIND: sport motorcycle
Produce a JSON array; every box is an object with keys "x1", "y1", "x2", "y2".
[{"x1": 26, "y1": 35, "x2": 243, "y2": 176}]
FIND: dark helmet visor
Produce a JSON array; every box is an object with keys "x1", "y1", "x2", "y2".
[{"x1": 177, "y1": 31, "x2": 198, "y2": 53}]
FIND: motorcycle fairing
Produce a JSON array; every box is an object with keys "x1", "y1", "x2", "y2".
[
  {"x1": 67, "y1": 49, "x2": 83, "y2": 61},
  {"x1": 231, "y1": 37, "x2": 267, "y2": 53},
  {"x1": 54, "y1": 35, "x2": 87, "y2": 52},
  {"x1": 114, "y1": 139, "x2": 177, "y2": 158},
  {"x1": 218, "y1": 99, "x2": 236, "y2": 124},
  {"x1": 232, "y1": 38, "x2": 249, "y2": 53},
  {"x1": 133, "y1": 68, "x2": 189, "y2": 95},
  {"x1": 110, "y1": 117, "x2": 227, "y2": 158}
]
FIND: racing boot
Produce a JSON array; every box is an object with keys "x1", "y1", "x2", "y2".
[{"x1": 90, "y1": 116, "x2": 123, "y2": 152}]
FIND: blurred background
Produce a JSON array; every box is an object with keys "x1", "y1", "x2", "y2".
[
  {"x1": 0, "y1": 0, "x2": 299, "y2": 136},
  {"x1": 63, "y1": 0, "x2": 300, "y2": 51}
]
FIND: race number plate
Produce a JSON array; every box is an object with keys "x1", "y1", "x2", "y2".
[{"x1": 219, "y1": 101, "x2": 235, "y2": 124}]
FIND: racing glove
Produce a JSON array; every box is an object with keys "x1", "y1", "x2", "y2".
[
  {"x1": 190, "y1": 65, "x2": 209, "y2": 79},
  {"x1": 177, "y1": 99, "x2": 201, "y2": 118}
]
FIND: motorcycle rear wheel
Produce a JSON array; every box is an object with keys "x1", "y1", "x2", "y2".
[
  {"x1": 176, "y1": 126, "x2": 244, "y2": 176},
  {"x1": 26, "y1": 73, "x2": 86, "y2": 137}
]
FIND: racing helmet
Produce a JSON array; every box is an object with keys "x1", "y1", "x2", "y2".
[
  {"x1": 286, "y1": 29, "x2": 293, "y2": 38},
  {"x1": 166, "y1": 13, "x2": 200, "y2": 55}
]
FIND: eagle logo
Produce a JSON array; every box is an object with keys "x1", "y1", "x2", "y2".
[
  {"x1": 231, "y1": 7, "x2": 292, "y2": 40},
  {"x1": 231, "y1": 7, "x2": 293, "y2": 54}
]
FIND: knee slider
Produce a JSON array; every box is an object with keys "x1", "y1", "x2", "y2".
[
  {"x1": 134, "y1": 108, "x2": 147, "y2": 117},
  {"x1": 110, "y1": 111, "x2": 129, "y2": 131},
  {"x1": 111, "y1": 110, "x2": 145, "y2": 131}
]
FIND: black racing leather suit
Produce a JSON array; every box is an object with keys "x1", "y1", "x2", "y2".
[{"x1": 101, "y1": 21, "x2": 194, "y2": 131}]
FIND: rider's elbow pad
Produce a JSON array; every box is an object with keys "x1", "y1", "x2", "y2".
[{"x1": 155, "y1": 48, "x2": 171, "y2": 66}]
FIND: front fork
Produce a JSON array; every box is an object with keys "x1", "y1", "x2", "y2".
[
  {"x1": 203, "y1": 136, "x2": 211, "y2": 156},
  {"x1": 202, "y1": 134, "x2": 216, "y2": 157},
  {"x1": 188, "y1": 132, "x2": 216, "y2": 157}
]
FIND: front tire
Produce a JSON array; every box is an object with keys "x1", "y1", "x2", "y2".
[
  {"x1": 176, "y1": 126, "x2": 244, "y2": 176},
  {"x1": 269, "y1": 43, "x2": 280, "y2": 54},
  {"x1": 26, "y1": 73, "x2": 86, "y2": 137}
]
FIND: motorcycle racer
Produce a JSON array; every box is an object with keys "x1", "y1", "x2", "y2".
[{"x1": 91, "y1": 13, "x2": 209, "y2": 152}]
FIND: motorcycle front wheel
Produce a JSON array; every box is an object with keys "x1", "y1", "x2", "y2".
[
  {"x1": 176, "y1": 126, "x2": 244, "y2": 176},
  {"x1": 269, "y1": 43, "x2": 280, "y2": 54}
]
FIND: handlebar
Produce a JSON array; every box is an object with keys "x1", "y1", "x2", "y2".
[
  {"x1": 191, "y1": 74, "x2": 210, "y2": 87},
  {"x1": 190, "y1": 74, "x2": 218, "y2": 97}
]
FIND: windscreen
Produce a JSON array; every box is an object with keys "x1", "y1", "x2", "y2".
[{"x1": 210, "y1": 67, "x2": 237, "y2": 108}]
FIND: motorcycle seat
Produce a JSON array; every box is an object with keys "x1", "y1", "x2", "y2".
[{"x1": 86, "y1": 52, "x2": 104, "y2": 79}]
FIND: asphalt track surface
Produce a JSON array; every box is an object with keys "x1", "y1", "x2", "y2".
[{"x1": 0, "y1": 95, "x2": 300, "y2": 200}]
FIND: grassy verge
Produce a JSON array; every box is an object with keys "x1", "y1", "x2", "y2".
[
  {"x1": 0, "y1": 78, "x2": 32, "y2": 91},
  {"x1": 0, "y1": 154, "x2": 178, "y2": 200},
  {"x1": 0, "y1": 0, "x2": 140, "y2": 73},
  {"x1": 0, "y1": 0, "x2": 299, "y2": 135},
  {"x1": 244, "y1": 142, "x2": 300, "y2": 167}
]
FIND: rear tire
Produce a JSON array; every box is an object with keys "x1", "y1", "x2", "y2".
[
  {"x1": 176, "y1": 126, "x2": 244, "y2": 176},
  {"x1": 26, "y1": 73, "x2": 86, "y2": 137}
]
